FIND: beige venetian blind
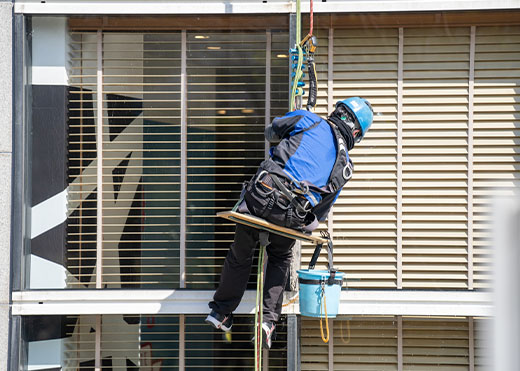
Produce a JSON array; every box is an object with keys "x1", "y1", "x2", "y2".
[
  {"x1": 332, "y1": 316, "x2": 398, "y2": 370},
  {"x1": 301, "y1": 317, "x2": 330, "y2": 370},
  {"x1": 300, "y1": 26, "x2": 332, "y2": 271},
  {"x1": 331, "y1": 28, "x2": 399, "y2": 288},
  {"x1": 402, "y1": 318, "x2": 470, "y2": 370},
  {"x1": 402, "y1": 27, "x2": 471, "y2": 289},
  {"x1": 301, "y1": 316, "x2": 399, "y2": 370},
  {"x1": 473, "y1": 25, "x2": 520, "y2": 289},
  {"x1": 474, "y1": 318, "x2": 491, "y2": 370}
]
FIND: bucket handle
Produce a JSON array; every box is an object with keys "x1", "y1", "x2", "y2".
[
  {"x1": 319, "y1": 281, "x2": 330, "y2": 343},
  {"x1": 308, "y1": 231, "x2": 334, "y2": 272}
]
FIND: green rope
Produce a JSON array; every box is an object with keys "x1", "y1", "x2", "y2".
[
  {"x1": 290, "y1": 0, "x2": 303, "y2": 111},
  {"x1": 290, "y1": 44, "x2": 304, "y2": 112},
  {"x1": 254, "y1": 243, "x2": 266, "y2": 370},
  {"x1": 296, "y1": 0, "x2": 301, "y2": 41}
]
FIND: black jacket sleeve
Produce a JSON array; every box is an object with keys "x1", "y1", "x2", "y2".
[
  {"x1": 312, "y1": 189, "x2": 341, "y2": 222},
  {"x1": 264, "y1": 114, "x2": 303, "y2": 144}
]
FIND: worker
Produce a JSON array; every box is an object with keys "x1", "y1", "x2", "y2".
[{"x1": 206, "y1": 97, "x2": 374, "y2": 349}]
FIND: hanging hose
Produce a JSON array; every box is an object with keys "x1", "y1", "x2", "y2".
[
  {"x1": 306, "y1": 48, "x2": 317, "y2": 111},
  {"x1": 290, "y1": 0, "x2": 303, "y2": 111}
]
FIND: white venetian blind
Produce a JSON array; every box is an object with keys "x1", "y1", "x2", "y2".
[
  {"x1": 185, "y1": 30, "x2": 287, "y2": 288},
  {"x1": 68, "y1": 32, "x2": 99, "y2": 288},
  {"x1": 402, "y1": 27, "x2": 471, "y2": 289},
  {"x1": 331, "y1": 28, "x2": 399, "y2": 288},
  {"x1": 68, "y1": 32, "x2": 182, "y2": 289},
  {"x1": 68, "y1": 29, "x2": 289, "y2": 289},
  {"x1": 472, "y1": 25, "x2": 520, "y2": 289},
  {"x1": 102, "y1": 32, "x2": 182, "y2": 289},
  {"x1": 184, "y1": 315, "x2": 287, "y2": 369}
]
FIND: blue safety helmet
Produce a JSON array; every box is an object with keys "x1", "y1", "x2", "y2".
[{"x1": 336, "y1": 97, "x2": 374, "y2": 142}]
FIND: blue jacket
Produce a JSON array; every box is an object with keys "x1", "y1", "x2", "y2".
[{"x1": 264, "y1": 110, "x2": 350, "y2": 222}]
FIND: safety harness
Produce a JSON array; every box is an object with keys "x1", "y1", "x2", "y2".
[{"x1": 258, "y1": 118, "x2": 354, "y2": 220}]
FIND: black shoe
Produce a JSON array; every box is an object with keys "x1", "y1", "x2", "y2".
[
  {"x1": 205, "y1": 310, "x2": 233, "y2": 332},
  {"x1": 261, "y1": 322, "x2": 276, "y2": 349}
]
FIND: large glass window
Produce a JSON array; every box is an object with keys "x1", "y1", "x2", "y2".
[
  {"x1": 27, "y1": 25, "x2": 288, "y2": 289},
  {"x1": 22, "y1": 314, "x2": 288, "y2": 370}
]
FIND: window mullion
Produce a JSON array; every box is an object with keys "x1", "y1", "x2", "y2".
[
  {"x1": 180, "y1": 30, "x2": 187, "y2": 289},
  {"x1": 96, "y1": 29, "x2": 104, "y2": 289}
]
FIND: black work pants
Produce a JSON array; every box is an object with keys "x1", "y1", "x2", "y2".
[{"x1": 209, "y1": 224, "x2": 296, "y2": 323}]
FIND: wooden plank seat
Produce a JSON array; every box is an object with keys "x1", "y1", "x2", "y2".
[{"x1": 217, "y1": 211, "x2": 327, "y2": 244}]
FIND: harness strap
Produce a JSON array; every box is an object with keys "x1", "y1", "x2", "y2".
[{"x1": 270, "y1": 173, "x2": 311, "y2": 214}]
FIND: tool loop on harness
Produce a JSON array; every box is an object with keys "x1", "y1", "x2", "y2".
[{"x1": 258, "y1": 171, "x2": 313, "y2": 215}]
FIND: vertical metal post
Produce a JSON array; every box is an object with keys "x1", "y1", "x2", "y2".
[
  {"x1": 180, "y1": 30, "x2": 187, "y2": 289},
  {"x1": 328, "y1": 319, "x2": 334, "y2": 371},
  {"x1": 12, "y1": 12, "x2": 28, "y2": 293},
  {"x1": 287, "y1": 314, "x2": 300, "y2": 371},
  {"x1": 397, "y1": 28, "x2": 404, "y2": 290},
  {"x1": 469, "y1": 317, "x2": 475, "y2": 371},
  {"x1": 265, "y1": 30, "x2": 271, "y2": 159},
  {"x1": 179, "y1": 314, "x2": 185, "y2": 370},
  {"x1": 397, "y1": 316, "x2": 403, "y2": 371},
  {"x1": 95, "y1": 315, "x2": 102, "y2": 371},
  {"x1": 467, "y1": 26, "x2": 476, "y2": 290},
  {"x1": 289, "y1": 13, "x2": 296, "y2": 107},
  {"x1": 264, "y1": 36, "x2": 272, "y2": 371},
  {"x1": 327, "y1": 27, "x2": 334, "y2": 236},
  {"x1": 328, "y1": 28, "x2": 334, "y2": 114},
  {"x1": 9, "y1": 314, "x2": 23, "y2": 371},
  {"x1": 10, "y1": 14, "x2": 28, "y2": 369},
  {"x1": 263, "y1": 348, "x2": 269, "y2": 371},
  {"x1": 95, "y1": 30, "x2": 104, "y2": 289}
]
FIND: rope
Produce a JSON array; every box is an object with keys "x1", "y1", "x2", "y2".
[
  {"x1": 290, "y1": 0, "x2": 303, "y2": 112},
  {"x1": 254, "y1": 243, "x2": 266, "y2": 371},
  {"x1": 340, "y1": 319, "x2": 351, "y2": 344},
  {"x1": 319, "y1": 283, "x2": 330, "y2": 343},
  {"x1": 309, "y1": 0, "x2": 313, "y2": 37},
  {"x1": 282, "y1": 292, "x2": 299, "y2": 308}
]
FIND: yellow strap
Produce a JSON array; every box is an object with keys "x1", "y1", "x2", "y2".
[{"x1": 319, "y1": 286, "x2": 330, "y2": 343}]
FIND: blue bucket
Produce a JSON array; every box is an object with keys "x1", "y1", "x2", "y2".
[{"x1": 297, "y1": 269, "x2": 344, "y2": 318}]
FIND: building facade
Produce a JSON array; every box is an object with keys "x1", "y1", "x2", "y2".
[{"x1": 4, "y1": 0, "x2": 520, "y2": 370}]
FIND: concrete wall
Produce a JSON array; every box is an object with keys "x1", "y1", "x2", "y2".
[{"x1": 0, "y1": 1, "x2": 12, "y2": 370}]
